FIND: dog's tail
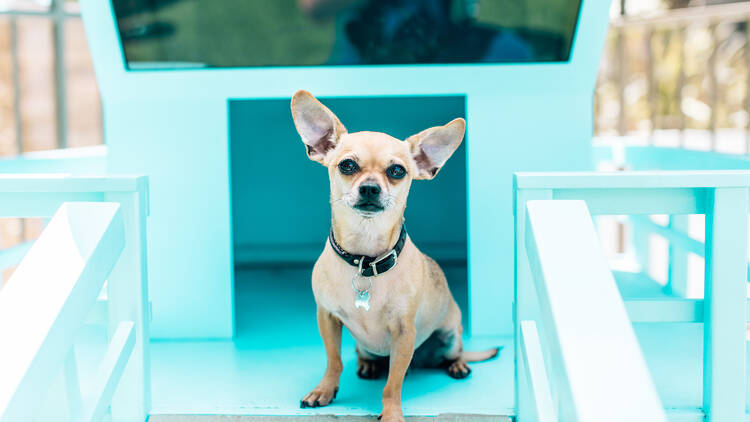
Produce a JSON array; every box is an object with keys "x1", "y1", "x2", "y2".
[{"x1": 462, "y1": 347, "x2": 501, "y2": 363}]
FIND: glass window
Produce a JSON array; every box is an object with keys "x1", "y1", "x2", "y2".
[{"x1": 112, "y1": 0, "x2": 582, "y2": 69}]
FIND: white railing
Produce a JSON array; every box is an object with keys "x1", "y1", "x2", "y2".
[
  {"x1": 518, "y1": 199, "x2": 666, "y2": 422},
  {"x1": 594, "y1": 144, "x2": 750, "y2": 298},
  {"x1": 514, "y1": 170, "x2": 750, "y2": 421},
  {"x1": 0, "y1": 175, "x2": 149, "y2": 422}
]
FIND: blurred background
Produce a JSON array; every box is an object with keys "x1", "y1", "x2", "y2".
[
  {"x1": 0, "y1": 0, "x2": 747, "y2": 285},
  {"x1": 596, "y1": 0, "x2": 750, "y2": 152},
  {"x1": 0, "y1": 0, "x2": 99, "y2": 282}
]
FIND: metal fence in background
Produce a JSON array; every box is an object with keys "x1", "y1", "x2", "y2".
[
  {"x1": 595, "y1": 1, "x2": 750, "y2": 154},
  {"x1": 0, "y1": 0, "x2": 103, "y2": 263},
  {"x1": 0, "y1": 0, "x2": 102, "y2": 155}
]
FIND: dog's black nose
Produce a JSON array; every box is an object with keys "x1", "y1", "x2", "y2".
[{"x1": 359, "y1": 184, "x2": 381, "y2": 198}]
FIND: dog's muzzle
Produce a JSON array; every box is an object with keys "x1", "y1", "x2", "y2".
[{"x1": 354, "y1": 183, "x2": 384, "y2": 212}]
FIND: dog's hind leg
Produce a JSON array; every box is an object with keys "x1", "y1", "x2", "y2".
[
  {"x1": 437, "y1": 302, "x2": 472, "y2": 379},
  {"x1": 356, "y1": 345, "x2": 389, "y2": 379}
]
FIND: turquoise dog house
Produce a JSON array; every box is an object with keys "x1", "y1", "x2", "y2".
[
  {"x1": 77, "y1": 0, "x2": 610, "y2": 417},
  {"x1": 84, "y1": 0, "x2": 609, "y2": 341},
  {"x1": 19, "y1": 1, "x2": 750, "y2": 421}
]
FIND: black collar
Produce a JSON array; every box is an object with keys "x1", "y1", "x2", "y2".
[{"x1": 329, "y1": 224, "x2": 407, "y2": 277}]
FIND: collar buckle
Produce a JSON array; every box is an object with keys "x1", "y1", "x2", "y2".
[{"x1": 370, "y1": 249, "x2": 398, "y2": 276}]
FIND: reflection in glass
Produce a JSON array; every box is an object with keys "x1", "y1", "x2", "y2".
[{"x1": 112, "y1": 0, "x2": 582, "y2": 69}]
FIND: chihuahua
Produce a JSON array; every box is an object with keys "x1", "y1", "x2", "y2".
[{"x1": 291, "y1": 90, "x2": 498, "y2": 422}]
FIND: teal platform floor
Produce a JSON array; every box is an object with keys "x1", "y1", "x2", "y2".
[
  {"x1": 150, "y1": 266, "x2": 514, "y2": 416},
  {"x1": 146, "y1": 268, "x2": 750, "y2": 419}
]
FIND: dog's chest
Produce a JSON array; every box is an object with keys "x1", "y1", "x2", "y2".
[{"x1": 314, "y1": 265, "x2": 409, "y2": 355}]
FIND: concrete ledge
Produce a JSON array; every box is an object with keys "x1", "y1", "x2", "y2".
[{"x1": 149, "y1": 415, "x2": 511, "y2": 422}]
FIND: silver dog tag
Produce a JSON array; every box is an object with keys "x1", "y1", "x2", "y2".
[
  {"x1": 352, "y1": 260, "x2": 373, "y2": 311},
  {"x1": 354, "y1": 290, "x2": 371, "y2": 311}
]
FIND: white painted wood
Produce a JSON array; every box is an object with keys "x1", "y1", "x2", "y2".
[
  {"x1": 625, "y1": 298, "x2": 704, "y2": 323},
  {"x1": 519, "y1": 321, "x2": 556, "y2": 422},
  {"x1": 0, "y1": 192, "x2": 105, "y2": 217},
  {"x1": 516, "y1": 170, "x2": 750, "y2": 189},
  {"x1": 631, "y1": 215, "x2": 703, "y2": 256},
  {"x1": 0, "y1": 202, "x2": 125, "y2": 422},
  {"x1": 703, "y1": 188, "x2": 748, "y2": 422},
  {"x1": 0, "y1": 174, "x2": 144, "y2": 193},
  {"x1": 82, "y1": 321, "x2": 136, "y2": 422},
  {"x1": 554, "y1": 187, "x2": 706, "y2": 215},
  {"x1": 63, "y1": 349, "x2": 83, "y2": 421},
  {"x1": 525, "y1": 200, "x2": 667, "y2": 422},
  {"x1": 0, "y1": 175, "x2": 147, "y2": 219},
  {"x1": 514, "y1": 188, "x2": 552, "y2": 422},
  {"x1": 105, "y1": 191, "x2": 151, "y2": 422},
  {"x1": 667, "y1": 215, "x2": 690, "y2": 297},
  {"x1": 0, "y1": 145, "x2": 107, "y2": 174}
]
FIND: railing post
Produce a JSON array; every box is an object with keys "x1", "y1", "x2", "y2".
[
  {"x1": 633, "y1": 217, "x2": 650, "y2": 276},
  {"x1": 514, "y1": 186, "x2": 552, "y2": 421},
  {"x1": 745, "y1": 16, "x2": 750, "y2": 154},
  {"x1": 105, "y1": 183, "x2": 150, "y2": 422},
  {"x1": 667, "y1": 214, "x2": 690, "y2": 297},
  {"x1": 677, "y1": 25, "x2": 686, "y2": 147},
  {"x1": 703, "y1": 187, "x2": 748, "y2": 422},
  {"x1": 708, "y1": 22, "x2": 718, "y2": 150},
  {"x1": 63, "y1": 349, "x2": 83, "y2": 421},
  {"x1": 646, "y1": 26, "x2": 656, "y2": 144},
  {"x1": 519, "y1": 321, "x2": 555, "y2": 422},
  {"x1": 616, "y1": 26, "x2": 627, "y2": 137}
]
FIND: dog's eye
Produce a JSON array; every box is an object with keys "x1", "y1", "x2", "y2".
[
  {"x1": 386, "y1": 164, "x2": 406, "y2": 179},
  {"x1": 338, "y1": 159, "x2": 359, "y2": 175}
]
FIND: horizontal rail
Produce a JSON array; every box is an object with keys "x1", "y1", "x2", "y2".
[
  {"x1": 630, "y1": 216, "x2": 704, "y2": 256},
  {"x1": 0, "y1": 202, "x2": 125, "y2": 421},
  {"x1": 626, "y1": 298, "x2": 703, "y2": 323},
  {"x1": 630, "y1": 215, "x2": 750, "y2": 282},
  {"x1": 0, "y1": 175, "x2": 149, "y2": 219},
  {"x1": 525, "y1": 200, "x2": 666, "y2": 422},
  {"x1": 0, "y1": 146, "x2": 107, "y2": 174},
  {"x1": 593, "y1": 145, "x2": 750, "y2": 171},
  {"x1": 515, "y1": 170, "x2": 750, "y2": 189},
  {"x1": 553, "y1": 187, "x2": 706, "y2": 215},
  {"x1": 0, "y1": 174, "x2": 145, "y2": 193}
]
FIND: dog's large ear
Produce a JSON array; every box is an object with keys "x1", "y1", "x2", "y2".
[
  {"x1": 291, "y1": 90, "x2": 347, "y2": 164},
  {"x1": 406, "y1": 118, "x2": 465, "y2": 180}
]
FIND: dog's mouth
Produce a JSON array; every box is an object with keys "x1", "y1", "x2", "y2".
[{"x1": 354, "y1": 201, "x2": 384, "y2": 214}]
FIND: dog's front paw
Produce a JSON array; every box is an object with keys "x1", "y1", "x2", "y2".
[{"x1": 300, "y1": 385, "x2": 339, "y2": 408}]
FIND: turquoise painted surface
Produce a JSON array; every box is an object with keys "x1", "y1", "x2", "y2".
[
  {"x1": 515, "y1": 171, "x2": 750, "y2": 421},
  {"x1": 0, "y1": 176, "x2": 150, "y2": 422},
  {"x1": 229, "y1": 96, "x2": 467, "y2": 265},
  {"x1": 80, "y1": 0, "x2": 611, "y2": 338},
  {"x1": 625, "y1": 146, "x2": 750, "y2": 171},
  {"x1": 150, "y1": 268, "x2": 511, "y2": 416}
]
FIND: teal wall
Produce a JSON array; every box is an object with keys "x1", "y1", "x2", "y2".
[
  {"x1": 81, "y1": 0, "x2": 609, "y2": 339},
  {"x1": 229, "y1": 96, "x2": 467, "y2": 266}
]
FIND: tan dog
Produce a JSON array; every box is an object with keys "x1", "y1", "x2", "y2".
[{"x1": 291, "y1": 90, "x2": 498, "y2": 422}]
